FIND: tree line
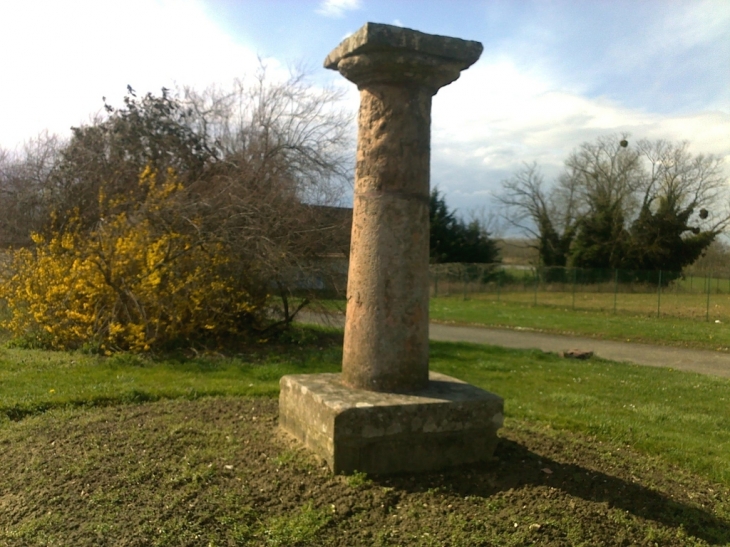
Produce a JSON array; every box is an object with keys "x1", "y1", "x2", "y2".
[
  {"x1": 0, "y1": 67, "x2": 726, "y2": 350},
  {"x1": 429, "y1": 133, "x2": 728, "y2": 279},
  {"x1": 496, "y1": 135, "x2": 728, "y2": 277},
  {"x1": 0, "y1": 69, "x2": 353, "y2": 350}
]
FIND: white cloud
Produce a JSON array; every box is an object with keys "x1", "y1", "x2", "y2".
[
  {"x1": 316, "y1": 0, "x2": 361, "y2": 18},
  {"x1": 3, "y1": 0, "x2": 725, "y2": 222},
  {"x1": 0, "y1": 0, "x2": 268, "y2": 150},
  {"x1": 606, "y1": 0, "x2": 730, "y2": 70},
  {"x1": 429, "y1": 57, "x2": 730, "y2": 212},
  {"x1": 590, "y1": 1, "x2": 730, "y2": 113}
]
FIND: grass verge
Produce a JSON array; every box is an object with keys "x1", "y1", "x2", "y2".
[
  {"x1": 429, "y1": 296, "x2": 730, "y2": 351},
  {"x1": 430, "y1": 341, "x2": 730, "y2": 486},
  {"x1": 1, "y1": 326, "x2": 728, "y2": 487},
  {"x1": 0, "y1": 327, "x2": 342, "y2": 422}
]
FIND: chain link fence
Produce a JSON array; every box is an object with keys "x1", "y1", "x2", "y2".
[{"x1": 429, "y1": 263, "x2": 730, "y2": 322}]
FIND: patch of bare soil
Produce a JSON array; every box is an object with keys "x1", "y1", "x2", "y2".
[{"x1": 1, "y1": 397, "x2": 728, "y2": 546}]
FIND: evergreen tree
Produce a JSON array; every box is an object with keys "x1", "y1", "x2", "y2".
[
  {"x1": 429, "y1": 189, "x2": 500, "y2": 264},
  {"x1": 536, "y1": 214, "x2": 576, "y2": 268},
  {"x1": 627, "y1": 196, "x2": 717, "y2": 275},
  {"x1": 622, "y1": 140, "x2": 724, "y2": 275},
  {"x1": 570, "y1": 198, "x2": 629, "y2": 270}
]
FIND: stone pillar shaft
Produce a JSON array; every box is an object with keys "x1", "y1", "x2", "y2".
[
  {"x1": 342, "y1": 84, "x2": 433, "y2": 392},
  {"x1": 325, "y1": 22, "x2": 483, "y2": 393}
]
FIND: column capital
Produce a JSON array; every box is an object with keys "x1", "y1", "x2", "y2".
[{"x1": 324, "y1": 22, "x2": 483, "y2": 92}]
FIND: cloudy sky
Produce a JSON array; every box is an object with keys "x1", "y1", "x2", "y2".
[{"x1": 1, "y1": 0, "x2": 728, "y2": 221}]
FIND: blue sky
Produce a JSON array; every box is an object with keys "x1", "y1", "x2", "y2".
[{"x1": 1, "y1": 0, "x2": 728, "y2": 221}]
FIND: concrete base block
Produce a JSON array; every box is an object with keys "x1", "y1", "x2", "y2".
[{"x1": 279, "y1": 372, "x2": 504, "y2": 475}]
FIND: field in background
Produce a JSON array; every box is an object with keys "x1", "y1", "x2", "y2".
[
  {"x1": 431, "y1": 263, "x2": 730, "y2": 323},
  {"x1": 429, "y1": 297, "x2": 730, "y2": 351}
]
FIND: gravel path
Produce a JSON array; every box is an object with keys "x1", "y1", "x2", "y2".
[{"x1": 298, "y1": 312, "x2": 730, "y2": 379}]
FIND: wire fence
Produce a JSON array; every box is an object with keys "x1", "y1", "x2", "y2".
[{"x1": 430, "y1": 263, "x2": 730, "y2": 322}]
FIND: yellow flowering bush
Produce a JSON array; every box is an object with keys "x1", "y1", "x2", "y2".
[{"x1": 0, "y1": 167, "x2": 265, "y2": 351}]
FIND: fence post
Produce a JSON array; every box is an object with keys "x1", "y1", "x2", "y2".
[
  {"x1": 434, "y1": 271, "x2": 438, "y2": 298},
  {"x1": 533, "y1": 267, "x2": 539, "y2": 306},
  {"x1": 497, "y1": 269, "x2": 501, "y2": 302},
  {"x1": 657, "y1": 270, "x2": 662, "y2": 318},
  {"x1": 462, "y1": 265, "x2": 467, "y2": 301},
  {"x1": 613, "y1": 269, "x2": 618, "y2": 314},
  {"x1": 572, "y1": 268, "x2": 577, "y2": 311},
  {"x1": 706, "y1": 275, "x2": 711, "y2": 322}
]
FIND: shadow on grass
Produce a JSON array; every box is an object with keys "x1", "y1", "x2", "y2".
[
  {"x1": 378, "y1": 438, "x2": 730, "y2": 545},
  {"x1": 1, "y1": 390, "x2": 167, "y2": 422}
]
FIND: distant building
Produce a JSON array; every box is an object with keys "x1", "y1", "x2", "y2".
[{"x1": 291, "y1": 205, "x2": 352, "y2": 295}]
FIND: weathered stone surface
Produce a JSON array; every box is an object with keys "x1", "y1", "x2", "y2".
[
  {"x1": 326, "y1": 24, "x2": 483, "y2": 393},
  {"x1": 324, "y1": 23, "x2": 483, "y2": 91},
  {"x1": 341, "y1": 84, "x2": 432, "y2": 392},
  {"x1": 279, "y1": 372, "x2": 504, "y2": 475}
]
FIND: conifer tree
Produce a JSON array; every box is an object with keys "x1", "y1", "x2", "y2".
[{"x1": 429, "y1": 189, "x2": 500, "y2": 264}]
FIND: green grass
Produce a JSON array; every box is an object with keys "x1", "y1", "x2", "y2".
[
  {"x1": 262, "y1": 502, "x2": 332, "y2": 546},
  {"x1": 2, "y1": 327, "x2": 729, "y2": 487},
  {"x1": 0, "y1": 331, "x2": 342, "y2": 422},
  {"x1": 430, "y1": 296, "x2": 730, "y2": 350},
  {"x1": 314, "y1": 295, "x2": 730, "y2": 349},
  {"x1": 430, "y1": 341, "x2": 730, "y2": 486}
]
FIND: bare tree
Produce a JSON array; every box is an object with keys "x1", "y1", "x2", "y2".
[
  {"x1": 496, "y1": 162, "x2": 579, "y2": 267},
  {"x1": 496, "y1": 134, "x2": 729, "y2": 272},
  {"x1": 635, "y1": 139, "x2": 728, "y2": 232},
  {"x1": 183, "y1": 64, "x2": 352, "y2": 198},
  {"x1": 2, "y1": 65, "x2": 355, "y2": 340},
  {"x1": 0, "y1": 132, "x2": 64, "y2": 247},
  {"x1": 563, "y1": 133, "x2": 642, "y2": 268},
  {"x1": 178, "y1": 65, "x2": 354, "y2": 324},
  {"x1": 564, "y1": 134, "x2": 643, "y2": 216}
]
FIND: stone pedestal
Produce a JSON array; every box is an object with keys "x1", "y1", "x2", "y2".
[
  {"x1": 279, "y1": 22, "x2": 504, "y2": 475},
  {"x1": 280, "y1": 372, "x2": 503, "y2": 475}
]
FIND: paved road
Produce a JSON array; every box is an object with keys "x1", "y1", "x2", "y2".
[{"x1": 298, "y1": 312, "x2": 730, "y2": 379}]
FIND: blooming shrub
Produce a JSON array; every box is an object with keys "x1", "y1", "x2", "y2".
[{"x1": 0, "y1": 167, "x2": 265, "y2": 351}]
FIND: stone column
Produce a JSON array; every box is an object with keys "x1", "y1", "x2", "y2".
[
  {"x1": 324, "y1": 23, "x2": 483, "y2": 392},
  {"x1": 278, "y1": 23, "x2": 503, "y2": 476}
]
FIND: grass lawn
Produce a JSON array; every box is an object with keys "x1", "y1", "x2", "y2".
[
  {"x1": 429, "y1": 296, "x2": 730, "y2": 351},
  {"x1": 1, "y1": 326, "x2": 729, "y2": 545},
  {"x1": 471, "y1": 289, "x2": 730, "y2": 321},
  {"x1": 431, "y1": 268, "x2": 730, "y2": 320},
  {"x1": 0, "y1": 332, "x2": 342, "y2": 422}
]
